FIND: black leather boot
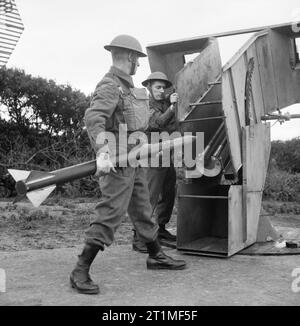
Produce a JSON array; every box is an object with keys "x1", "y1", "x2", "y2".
[
  {"x1": 70, "y1": 243, "x2": 101, "y2": 295},
  {"x1": 146, "y1": 240, "x2": 186, "y2": 270},
  {"x1": 132, "y1": 229, "x2": 148, "y2": 254},
  {"x1": 158, "y1": 225, "x2": 177, "y2": 242}
]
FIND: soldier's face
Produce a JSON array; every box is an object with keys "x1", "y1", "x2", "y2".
[{"x1": 150, "y1": 81, "x2": 167, "y2": 101}]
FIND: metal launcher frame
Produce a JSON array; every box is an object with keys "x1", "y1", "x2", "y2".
[{"x1": 146, "y1": 22, "x2": 300, "y2": 257}]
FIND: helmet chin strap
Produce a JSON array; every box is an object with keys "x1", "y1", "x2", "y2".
[
  {"x1": 129, "y1": 61, "x2": 136, "y2": 75},
  {"x1": 129, "y1": 52, "x2": 137, "y2": 75}
]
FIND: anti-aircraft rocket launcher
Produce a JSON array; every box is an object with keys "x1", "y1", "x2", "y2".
[
  {"x1": 8, "y1": 136, "x2": 196, "y2": 207},
  {"x1": 146, "y1": 21, "x2": 300, "y2": 257}
]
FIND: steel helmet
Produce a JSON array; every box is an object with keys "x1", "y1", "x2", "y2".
[
  {"x1": 142, "y1": 72, "x2": 172, "y2": 88},
  {"x1": 104, "y1": 34, "x2": 147, "y2": 57}
]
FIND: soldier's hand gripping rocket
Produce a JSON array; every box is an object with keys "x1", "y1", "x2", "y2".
[
  {"x1": 96, "y1": 152, "x2": 116, "y2": 176},
  {"x1": 169, "y1": 93, "x2": 178, "y2": 104}
]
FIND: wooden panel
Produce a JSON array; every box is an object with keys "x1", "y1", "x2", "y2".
[
  {"x1": 147, "y1": 38, "x2": 210, "y2": 85},
  {"x1": 245, "y1": 43, "x2": 265, "y2": 122},
  {"x1": 230, "y1": 55, "x2": 247, "y2": 127},
  {"x1": 177, "y1": 196, "x2": 215, "y2": 247},
  {"x1": 222, "y1": 30, "x2": 268, "y2": 72},
  {"x1": 178, "y1": 238, "x2": 228, "y2": 256},
  {"x1": 228, "y1": 185, "x2": 245, "y2": 256},
  {"x1": 177, "y1": 181, "x2": 229, "y2": 253},
  {"x1": 148, "y1": 37, "x2": 209, "y2": 55},
  {"x1": 242, "y1": 123, "x2": 271, "y2": 192},
  {"x1": 255, "y1": 35, "x2": 278, "y2": 114},
  {"x1": 164, "y1": 52, "x2": 185, "y2": 85},
  {"x1": 145, "y1": 48, "x2": 168, "y2": 76},
  {"x1": 269, "y1": 30, "x2": 300, "y2": 108},
  {"x1": 176, "y1": 39, "x2": 222, "y2": 121},
  {"x1": 245, "y1": 192, "x2": 263, "y2": 245},
  {"x1": 242, "y1": 123, "x2": 271, "y2": 245},
  {"x1": 222, "y1": 71, "x2": 242, "y2": 174}
]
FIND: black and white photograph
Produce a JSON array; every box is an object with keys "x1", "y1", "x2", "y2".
[{"x1": 0, "y1": 0, "x2": 300, "y2": 310}]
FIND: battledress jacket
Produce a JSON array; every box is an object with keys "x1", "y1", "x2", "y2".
[
  {"x1": 148, "y1": 96, "x2": 176, "y2": 135},
  {"x1": 84, "y1": 66, "x2": 149, "y2": 157}
]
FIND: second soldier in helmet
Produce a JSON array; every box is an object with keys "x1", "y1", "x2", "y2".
[{"x1": 133, "y1": 71, "x2": 178, "y2": 253}]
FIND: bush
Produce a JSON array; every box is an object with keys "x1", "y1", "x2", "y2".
[
  {"x1": 271, "y1": 138, "x2": 300, "y2": 173},
  {"x1": 263, "y1": 167, "x2": 300, "y2": 202},
  {"x1": 263, "y1": 201, "x2": 300, "y2": 215}
]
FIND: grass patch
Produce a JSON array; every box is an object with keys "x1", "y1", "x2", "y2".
[{"x1": 263, "y1": 201, "x2": 300, "y2": 215}]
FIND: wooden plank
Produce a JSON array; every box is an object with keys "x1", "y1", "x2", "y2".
[
  {"x1": 178, "y1": 237, "x2": 228, "y2": 255},
  {"x1": 223, "y1": 30, "x2": 268, "y2": 72},
  {"x1": 255, "y1": 35, "x2": 279, "y2": 114},
  {"x1": 245, "y1": 43, "x2": 265, "y2": 122},
  {"x1": 180, "y1": 116, "x2": 225, "y2": 123},
  {"x1": 147, "y1": 22, "x2": 299, "y2": 52},
  {"x1": 222, "y1": 71, "x2": 242, "y2": 174},
  {"x1": 182, "y1": 101, "x2": 223, "y2": 123},
  {"x1": 242, "y1": 123, "x2": 271, "y2": 245},
  {"x1": 245, "y1": 192, "x2": 263, "y2": 245},
  {"x1": 227, "y1": 70, "x2": 242, "y2": 128},
  {"x1": 228, "y1": 185, "x2": 245, "y2": 256},
  {"x1": 175, "y1": 39, "x2": 222, "y2": 121},
  {"x1": 189, "y1": 101, "x2": 222, "y2": 106},
  {"x1": 230, "y1": 55, "x2": 248, "y2": 127},
  {"x1": 243, "y1": 123, "x2": 271, "y2": 191}
]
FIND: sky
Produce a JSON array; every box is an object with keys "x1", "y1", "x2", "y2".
[{"x1": 6, "y1": 0, "x2": 300, "y2": 141}]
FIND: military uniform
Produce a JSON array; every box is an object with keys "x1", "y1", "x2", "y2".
[
  {"x1": 84, "y1": 66, "x2": 158, "y2": 250},
  {"x1": 71, "y1": 37, "x2": 186, "y2": 296},
  {"x1": 147, "y1": 96, "x2": 177, "y2": 230}
]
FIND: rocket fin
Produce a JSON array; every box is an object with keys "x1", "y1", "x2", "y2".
[
  {"x1": 8, "y1": 169, "x2": 31, "y2": 182},
  {"x1": 27, "y1": 185, "x2": 56, "y2": 207}
]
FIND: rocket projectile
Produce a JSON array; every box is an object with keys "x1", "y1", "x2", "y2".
[{"x1": 8, "y1": 135, "x2": 196, "y2": 207}]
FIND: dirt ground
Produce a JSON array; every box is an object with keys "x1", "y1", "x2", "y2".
[
  {"x1": 0, "y1": 198, "x2": 300, "y2": 306},
  {"x1": 0, "y1": 198, "x2": 136, "y2": 252}
]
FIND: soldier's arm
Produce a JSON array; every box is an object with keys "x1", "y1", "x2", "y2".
[
  {"x1": 148, "y1": 105, "x2": 175, "y2": 130},
  {"x1": 84, "y1": 79, "x2": 119, "y2": 154}
]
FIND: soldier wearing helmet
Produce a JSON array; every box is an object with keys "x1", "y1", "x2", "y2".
[
  {"x1": 132, "y1": 71, "x2": 178, "y2": 253},
  {"x1": 70, "y1": 36, "x2": 186, "y2": 295}
]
